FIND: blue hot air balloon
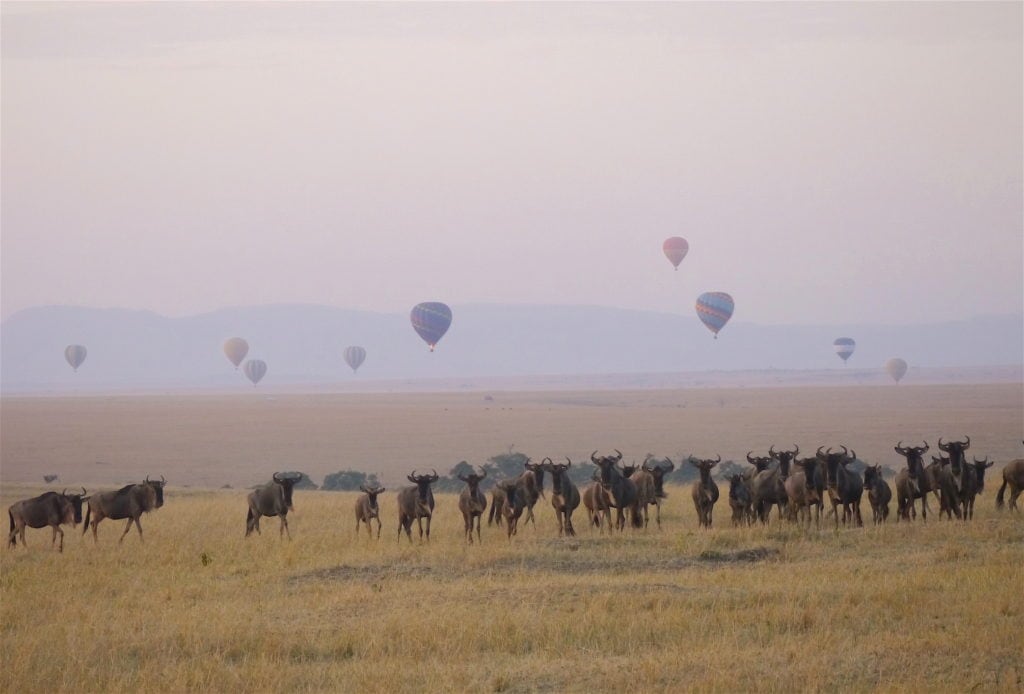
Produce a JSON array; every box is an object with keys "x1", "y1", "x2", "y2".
[
  {"x1": 833, "y1": 337, "x2": 856, "y2": 363},
  {"x1": 695, "y1": 292, "x2": 734, "y2": 339},
  {"x1": 410, "y1": 302, "x2": 452, "y2": 352},
  {"x1": 344, "y1": 346, "x2": 366, "y2": 373}
]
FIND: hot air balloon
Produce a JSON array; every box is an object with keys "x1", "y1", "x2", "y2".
[
  {"x1": 64, "y1": 345, "x2": 87, "y2": 372},
  {"x1": 885, "y1": 358, "x2": 907, "y2": 384},
  {"x1": 663, "y1": 237, "x2": 689, "y2": 270},
  {"x1": 344, "y1": 346, "x2": 366, "y2": 373},
  {"x1": 695, "y1": 292, "x2": 734, "y2": 339},
  {"x1": 833, "y1": 337, "x2": 856, "y2": 363},
  {"x1": 223, "y1": 337, "x2": 249, "y2": 369},
  {"x1": 410, "y1": 302, "x2": 452, "y2": 351},
  {"x1": 243, "y1": 359, "x2": 267, "y2": 386}
]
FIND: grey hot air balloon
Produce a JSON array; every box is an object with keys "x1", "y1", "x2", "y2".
[
  {"x1": 243, "y1": 359, "x2": 267, "y2": 386},
  {"x1": 344, "y1": 346, "x2": 366, "y2": 373},
  {"x1": 223, "y1": 338, "x2": 249, "y2": 369},
  {"x1": 885, "y1": 358, "x2": 908, "y2": 383},
  {"x1": 64, "y1": 345, "x2": 87, "y2": 372}
]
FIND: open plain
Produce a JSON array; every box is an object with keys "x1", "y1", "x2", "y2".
[{"x1": 2, "y1": 383, "x2": 1023, "y2": 692}]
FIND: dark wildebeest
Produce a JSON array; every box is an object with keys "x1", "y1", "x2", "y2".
[
  {"x1": 543, "y1": 458, "x2": 581, "y2": 537},
  {"x1": 84, "y1": 476, "x2": 166, "y2": 544},
  {"x1": 634, "y1": 456, "x2": 674, "y2": 530},
  {"x1": 996, "y1": 451, "x2": 1024, "y2": 511},
  {"x1": 8, "y1": 488, "x2": 87, "y2": 552},
  {"x1": 592, "y1": 450, "x2": 641, "y2": 530},
  {"x1": 744, "y1": 452, "x2": 773, "y2": 480},
  {"x1": 397, "y1": 470, "x2": 438, "y2": 543},
  {"x1": 689, "y1": 455, "x2": 720, "y2": 528},
  {"x1": 893, "y1": 441, "x2": 936, "y2": 522},
  {"x1": 960, "y1": 456, "x2": 994, "y2": 520},
  {"x1": 862, "y1": 464, "x2": 892, "y2": 525},
  {"x1": 581, "y1": 474, "x2": 612, "y2": 532},
  {"x1": 750, "y1": 445, "x2": 796, "y2": 523},
  {"x1": 497, "y1": 479, "x2": 525, "y2": 540},
  {"x1": 457, "y1": 467, "x2": 488, "y2": 544},
  {"x1": 929, "y1": 455, "x2": 963, "y2": 520},
  {"x1": 354, "y1": 484, "x2": 386, "y2": 539},
  {"x1": 726, "y1": 474, "x2": 752, "y2": 526},
  {"x1": 246, "y1": 472, "x2": 301, "y2": 539},
  {"x1": 817, "y1": 446, "x2": 863, "y2": 528},
  {"x1": 937, "y1": 436, "x2": 972, "y2": 520},
  {"x1": 786, "y1": 457, "x2": 825, "y2": 527}
]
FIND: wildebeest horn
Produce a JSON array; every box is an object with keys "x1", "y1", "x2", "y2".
[
  {"x1": 429, "y1": 469, "x2": 438, "y2": 481},
  {"x1": 769, "y1": 445, "x2": 776, "y2": 456},
  {"x1": 81, "y1": 487, "x2": 87, "y2": 496},
  {"x1": 838, "y1": 445, "x2": 847, "y2": 457},
  {"x1": 714, "y1": 454, "x2": 721, "y2": 463},
  {"x1": 62, "y1": 488, "x2": 68, "y2": 495},
  {"x1": 791, "y1": 444, "x2": 799, "y2": 456},
  {"x1": 920, "y1": 441, "x2": 929, "y2": 452},
  {"x1": 817, "y1": 446, "x2": 825, "y2": 457},
  {"x1": 565, "y1": 457, "x2": 573, "y2": 466},
  {"x1": 160, "y1": 475, "x2": 166, "y2": 484},
  {"x1": 963, "y1": 435, "x2": 970, "y2": 449},
  {"x1": 746, "y1": 452, "x2": 755, "y2": 463},
  {"x1": 591, "y1": 451, "x2": 599, "y2": 463},
  {"x1": 664, "y1": 458, "x2": 675, "y2": 472},
  {"x1": 273, "y1": 472, "x2": 283, "y2": 482},
  {"x1": 542, "y1": 457, "x2": 552, "y2": 465},
  {"x1": 408, "y1": 471, "x2": 418, "y2": 482},
  {"x1": 146, "y1": 475, "x2": 151, "y2": 483},
  {"x1": 938, "y1": 437, "x2": 947, "y2": 450},
  {"x1": 849, "y1": 450, "x2": 856, "y2": 460},
  {"x1": 613, "y1": 449, "x2": 623, "y2": 461}
]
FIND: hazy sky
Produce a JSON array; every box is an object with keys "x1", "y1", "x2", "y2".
[{"x1": 2, "y1": 2, "x2": 1021, "y2": 326}]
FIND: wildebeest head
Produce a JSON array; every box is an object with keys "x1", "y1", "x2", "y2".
[
  {"x1": 817, "y1": 446, "x2": 855, "y2": 488},
  {"x1": 542, "y1": 458, "x2": 572, "y2": 496},
  {"x1": 591, "y1": 450, "x2": 624, "y2": 485},
  {"x1": 271, "y1": 472, "x2": 299, "y2": 511},
  {"x1": 61, "y1": 488, "x2": 88, "y2": 526},
  {"x1": 863, "y1": 465, "x2": 882, "y2": 488},
  {"x1": 769, "y1": 445, "x2": 799, "y2": 478},
  {"x1": 407, "y1": 470, "x2": 438, "y2": 508},
  {"x1": 524, "y1": 458, "x2": 546, "y2": 497},
  {"x1": 937, "y1": 437, "x2": 970, "y2": 472},
  {"x1": 643, "y1": 456, "x2": 675, "y2": 498},
  {"x1": 359, "y1": 484, "x2": 385, "y2": 509},
  {"x1": 894, "y1": 441, "x2": 929, "y2": 479},
  {"x1": 457, "y1": 466, "x2": 487, "y2": 494},
  {"x1": 745, "y1": 452, "x2": 773, "y2": 474},
  {"x1": 689, "y1": 455, "x2": 720, "y2": 478},
  {"x1": 971, "y1": 457, "x2": 995, "y2": 493},
  {"x1": 144, "y1": 475, "x2": 167, "y2": 509},
  {"x1": 619, "y1": 461, "x2": 639, "y2": 478}
]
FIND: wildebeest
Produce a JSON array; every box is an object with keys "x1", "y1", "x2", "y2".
[
  {"x1": 690, "y1": 455, "x2": 720, "y2": 528},
  {"x1": 960, "y1": 457, "x2": 994, "y2": 520},
  {"x1": 581, "y1": 474, "x2": 612, "y2": 532},
  {"x1": 996, "y1": 456, "x2": 1024, "y2": 511},
  {"x1": 592, "y1": 450, "x2": 641, "y2": 530},
  {"x1": 817, "y1": 446, "x2": 863, "y2": 528},
  {"x1": 486, "y1": 460, "x2": 543, "y2": 528},
  {"x1": 786, "y1": 457, "x2": 825, "y2": 527},
  {"x1": 744, "y1": 452, "x2": 773, "y2": 480},
  {"x1": 930, "y1": 455, "x2": 963, "y2": 520},
  {"x1": 84, "y1": 476, "x2": 166, "y2": 544},
  {"x1": 893, "y1": 441, "x2": 936, "y2": 522},
  {"x1": 937, "y1": 436, "x2": 973, "y2": 520},
  {"x1": 397, "y1": 470, "x2": 438, "y2": 543},
  {"x1": 543, "y1": 458, "x2": 581, "y2": 537},
  {"x1": 8, "y1": 488, "x2": 87, "y2": 552},
  {"x1": 862, "y1": 464, "x2": 892, "y2": 524},
  {"x1": 457, "y1": 466, "x2": 488, "y2": 544},
  {"x1": 750, "y1": 446, "x2": 796, "y2": 523},
  {"x1": 726, "y1": 474, "x2": 752, "y2": 526},
  {"x1": 631, "y1": 456, "x2": 675, "y2": 530},
  {"x1": 354, "y1": 484, "x2": 386, "y2": 539},
  {"x1": 246, "y1": 472, "x2": 301, "y2": 539},
  {"x1": 497, "y1": 479, "x2": 525, "y2": 540}
]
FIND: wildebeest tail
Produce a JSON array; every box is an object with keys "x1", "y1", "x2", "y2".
[
  {"x1": 487, "y1": 502, "x2": 497, "y2": 526},
  {"x1": 7, "y1": 510, "x2": 15, "y2": 547},
  {"x1": 245, "y1": 506, "x2": 254, "y2": 533},
  {"x1": 82, "y1": 504, "x2": 91, "y2": 535},
  {"x1": 996, "y1": 479, "x2": 1007, "y2": 509}
]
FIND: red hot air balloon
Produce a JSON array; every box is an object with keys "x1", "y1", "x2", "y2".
[
  {"x1": 410, "y1": 302, "x2": 452, "y2": 352},
  {"x1": 663, "y1": 237, "x2": 689, "y2": 270}
]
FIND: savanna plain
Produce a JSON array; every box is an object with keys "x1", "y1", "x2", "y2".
[{"x1": 2, "y1": 383, "x2": 1023, "y2": 692}]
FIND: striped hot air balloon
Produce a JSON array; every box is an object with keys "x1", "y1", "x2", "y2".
[
  {"x1": 223, "y1": 337, "x2": 249, "y2": 369},
  {"x1": 243, "y1": 359, "x2": 267, "y2": 386},
  {"x1": 695, "y1": 292, "x2": 734, "y2": 339},
  {"x1": 663, "y1": 237, "x2": 689, "y2": 270},
  {"x1": 833, "y1": 337, "x2": 856, "y2": 363},
  {"x1": 64, "y1": 345, "x2": 87, "y2": 372},
  {"x1": 344, "y1": 346, "x2": 366, "y2": 373},
  {"x1": 885, "y1": 358, "x2": 908, "y2": 384},
  {"x1": 410, "y1": 302, "x2": 452, "y2": 352}
]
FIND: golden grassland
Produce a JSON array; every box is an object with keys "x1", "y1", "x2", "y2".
[
  {"x1": 1, "y1": 383, "x2": 1022, "y2": 692},
  {"x1": 1, "y1": 485, "x2": 1023, "y2": 693}
]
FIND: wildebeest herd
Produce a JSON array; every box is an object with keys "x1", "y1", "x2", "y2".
[{"x1": 7, "y1": 440, "x2": 1024, "y2": 550}]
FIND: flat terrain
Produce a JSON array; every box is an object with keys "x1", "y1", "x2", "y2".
[{"x1": 2, "y1": 384, "x2": 1023, "y2": 692}]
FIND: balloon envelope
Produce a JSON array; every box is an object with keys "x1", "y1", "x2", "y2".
[
  {"x1": 410, "y1": 302, "x2": 452, "y2": 351},
  {"x1": 64, "y1": 344, "x2": 87, "y2": 372},
  {"x1": 833, "y1": 337, "x2": 856, "y2": 363},
  {"x1": 243, "y1": 359, "x2": 267, "y2": 386},
  {"x1": 223, "y1": 337, "x2": 249, "y2": 369},
  {"x1": 695, "y1": 292, "x2": 734, "y2": 337},
  {"x1": 344, "y1": 346, "x2": 366, "y2": 373},
  {"x1": 885, "y1": 358, "x2": 908, "y2": 383},
  {"x1": 663, "y1": 237, "x2": 689, "y2": 270}
]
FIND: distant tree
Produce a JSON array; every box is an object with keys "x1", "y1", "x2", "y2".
[
  {"x1": 321, "y1": 470, "x2": 379, "y2": 491},
  {"x1": 715, "y1": 460, "x2": 746, "y2": 480},
  {"x1": 481, "y1": 451, "x2": 531, "y2": 481},
  {"x1": 566, "y1": 461, "x2": 598, "y2": 486}
]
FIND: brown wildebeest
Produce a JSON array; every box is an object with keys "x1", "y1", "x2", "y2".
[
  {"x1": 246, "y1": 472, "x2": 301, "y2": 539},
  {"x1": 894, "y1": 441, "x2": 937, "y2": 522},
  {"x1": 960, "y1": 457, "x2": 994, "y2": 520},
  {"x1": 8, "y1": 488, "x2": 87, "y2": 552},
  {"x1": 487, "y1": 486, "x2": 506, "y2": 527},
  {"x1": 84, "y1": 476, "x2": 166, "y2": 544},
  {"x1": 996, "y1": 451, "x2": 1024, "y2": 511},
  {"x1": 592, "y1": 450, "x2": 641, "y2": 530},
  {"x1": 689, "y1": 455, "x2": 720, "y2": 528},
  {"x1": 457, "y1": 467, "x2": 488, "y2": 544},
  {"x1": 542, "y1": 458, "x2": 581, "y2": 537},
  {"x1": 818, "y1": 446, "x2": 863, "y2": 528},
  {"x1": 497, "y1": 479, "x2": 525, "y2": 540},
  {"x1": 726, "y1": 474, "x2": 752, "y2": 526},
  {"x1": 744, "y1": 452, "x2": 773, "y2": 480},
  {"x1": 486, "y1": 460, "x2": 543, "y2": 528},
  {"x1": 354, "y1": 484, "x2": 386, "y2": 539},
  {"x1": 786, "y1": 457, "x2": 824, "y2": 527},
  {"x1": 937, "y1": 436, "x2": 972, "y2": 520},
  {"x1": 750, "y1": 445, "x2": 796, "y2": 523},
  {"x1": 633, "y1": 456, "x2": 675, "y2": 530},
  {"x1": 397, "y1": 470, "x2": 438, "y2": 543},
  {"x1": 862, "y1": 464, "x2": 892, "y2": 525},
  {"x1": 581, "y1": 474, "x2": 612, "y2": 532},
  {"x1": 930, "y1": 455, "x2": 962, "y2": 520}
]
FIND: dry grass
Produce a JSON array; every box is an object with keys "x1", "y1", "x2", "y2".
[{"x1": 2, "y1": 384, "x2": 1022, "y2": 692}]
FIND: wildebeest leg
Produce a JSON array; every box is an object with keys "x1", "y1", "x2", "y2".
[
  {"x1": 565, "y1": 509, "x2": 576, "y2": 537},
  {"x1": 475, "y1": 514, "x2": 482, "y2": 543},
  {"x1": 655, "y1": 500, "x2": 661, "y2": 530},
  {"x1": 280, "y1": 515, "x2": 291, "y2": 540},
  {"x1": 118, "y1": 518, "x2": 135, "y2": 543},
  {"x1": 91, "y1": 519, "x2": 100, "y2": 544}
]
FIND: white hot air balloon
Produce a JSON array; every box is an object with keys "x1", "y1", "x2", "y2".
[
  {"x1": 223, "y1": 338, "x2": 249, "y2": 369},
  {"x1": 243, "y1": 359, "x2": 267, "y2": 386},
  {"x1": 885, "y1": 358, "x2": 908, "y2": 383},
  {"x1": 344, "y1": 346, "x2": 367, "y2": 373},
  {"x1": 64, "y1": 344, "x2": 88, "y2": 372}
]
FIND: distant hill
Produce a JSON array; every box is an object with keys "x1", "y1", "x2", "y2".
[{"x1": 1, "y1": 304, "x2": 1021, "y2": 392}]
